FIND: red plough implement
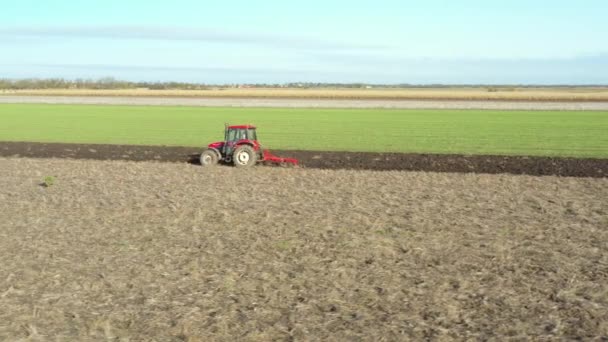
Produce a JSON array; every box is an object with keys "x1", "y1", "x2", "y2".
[
  {"x1": 262, "y1": 149, "x2": 299, "y2": 166},
  {"x1": 199, "y1": 124, "x2": 299, "y2": 168}
]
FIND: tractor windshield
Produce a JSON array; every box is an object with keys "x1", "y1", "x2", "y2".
[{"x1": 226, "y1": 128, "x2": 249, "y2": 141}]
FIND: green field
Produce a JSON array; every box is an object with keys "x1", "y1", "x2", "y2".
[{"x1": 1, "y1": 104, "x2": 607, "y2": 158}]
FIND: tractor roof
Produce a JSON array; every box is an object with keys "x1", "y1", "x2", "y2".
[{"x1": 228, "y1": 124, "x2": 256, "y2": 129}]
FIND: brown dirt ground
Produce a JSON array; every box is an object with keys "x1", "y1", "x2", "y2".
[
  {"x1": 1, "y1": 141, "x2": 607, "y2": 178},
  {"x1": 0, "y1": 157, "x2": 607, "y2": 341}
]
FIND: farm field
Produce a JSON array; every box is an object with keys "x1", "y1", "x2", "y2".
[
  {"x1": 2, "y1": 141, "x2": 607, "y2": 178},
  {"x1": 4, "y1": 86, "x2": 608, "y2": 101},
  {"x1": 1, "y1": 104, "x2": 608, "y2": 158},
  {"x1": 3, "y1": 95, "x2": 608, "y2": 110},
  {"x1": 0, "y1": 157, "x2": 606, "y2": 340}
]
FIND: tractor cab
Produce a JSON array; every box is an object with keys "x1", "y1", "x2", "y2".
[{"x1": 225, "y1": 125, "x2": 258, "y2": 143}]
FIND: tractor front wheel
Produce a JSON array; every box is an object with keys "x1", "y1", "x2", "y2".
[
  {"x1": 233, "y1": 145, "x2": 257, "y2": 168},
  {"x1": 200, "y1": 149, "x2": 219, "y2": 167}
]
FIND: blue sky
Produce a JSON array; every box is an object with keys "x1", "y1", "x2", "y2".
[{"x1": 0, "y1": 0, "x2": 607, "y2": 84}]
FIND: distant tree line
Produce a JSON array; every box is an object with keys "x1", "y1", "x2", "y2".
[
  {"x1": 0, "y1": 78, "x2": 604, "y2": 90},
  {"x1": 0, "y1": 77, "x2": 211, "y2": 90}
]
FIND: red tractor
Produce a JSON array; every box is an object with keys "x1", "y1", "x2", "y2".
[{"x1": 200, "y1": 124, "x2": 298, "y2": 168}]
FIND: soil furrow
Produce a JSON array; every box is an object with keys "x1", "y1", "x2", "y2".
[{"x1": 1, "y1": 141, "x2": 606, "y2": 178}]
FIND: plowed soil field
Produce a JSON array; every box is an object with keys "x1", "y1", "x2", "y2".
[
  {"x1": 1, "y1": 141, "x2": 607, "y2": 178},
  {"x1": 0, "y1": 157, "x2": 607, "y2": 340}
]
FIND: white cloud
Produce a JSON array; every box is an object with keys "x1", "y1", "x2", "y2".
[{"x1": 0, "y1": 25, "x2": 387, "y2": 51}]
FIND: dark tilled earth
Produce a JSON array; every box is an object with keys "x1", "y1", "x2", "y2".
[
  {"x1": 1, "y1": 141, "x2": 607, "y2": 178},
  {"x1": 1, "y1": 157, "x2": 607, "y2": 340}
]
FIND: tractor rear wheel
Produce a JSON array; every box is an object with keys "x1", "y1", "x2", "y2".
[
  {"x1": 200, "y1": 149, "x2": 219, "y2": 167},
  {"x1": 233, "y1": 145, "x2": 257, "y2": 168}
]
